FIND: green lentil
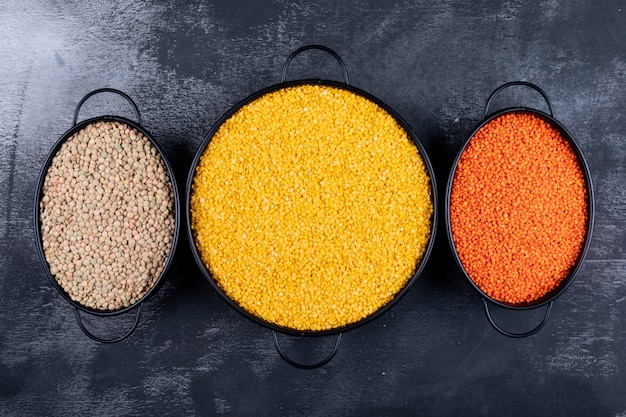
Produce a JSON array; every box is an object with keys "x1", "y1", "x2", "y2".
[{"x1": 40, "y1": 121, "x2": 175, "y2": 311}]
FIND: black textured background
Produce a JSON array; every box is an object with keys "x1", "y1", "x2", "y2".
[{"x1": 1, "y1": 1, "x2": 625, "y2": 416}]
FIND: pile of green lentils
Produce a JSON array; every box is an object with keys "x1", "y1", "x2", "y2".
[{"x1": 40, "y1": 121, "x2": 175, "y2": 311}]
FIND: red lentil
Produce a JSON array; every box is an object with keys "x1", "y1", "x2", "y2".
[{"x1": 450, "y1": 112, "x2": 588, "y2": 305}]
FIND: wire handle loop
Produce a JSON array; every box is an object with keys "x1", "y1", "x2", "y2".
[
  {"x1": 74, "y1": 303, "x2": 143, "y2": 343},
  {"x1": 273, "y1": 331, "x2": 342, "y2": 369},
  {"x1": 483, "y1": 298, "x2": 552, "y2": 338},
  {"x1": 281, "y1": 44, "x2": 349, "y2": 85},
  {"x1": 483, "y1": 81, "x2": 554, "y2": 119},
  {"x1": 73, "y1": 88, "x2": 142, "y2": 126}
]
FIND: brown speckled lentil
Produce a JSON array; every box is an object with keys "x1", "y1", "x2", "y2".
[{"x1": 40, "y1": 121, "x2": 175, "y2": 311}]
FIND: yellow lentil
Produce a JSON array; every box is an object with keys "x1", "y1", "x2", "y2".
[{"x1": 191, "y1": 84, "x2": 433, "y2": 331}]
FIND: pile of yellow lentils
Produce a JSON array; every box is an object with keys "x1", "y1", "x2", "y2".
[{"x1": 191, "y1": 84, "x2": 433, "y2": 331}]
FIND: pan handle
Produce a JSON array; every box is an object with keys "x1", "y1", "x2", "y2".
[
  {"x1": 281, "y1": 45, "x2": 349, "y2": 85},
  {"x1": 483, "y1": 81, "x2": 554, "y2": 119},
  {"x1": 483, "y1": 298, "x2": 552, "y2": 338},
  {"x1": 73, "y1": 88, "x2": 142, "y2": 126},
  {"x1": 273, "y1": 330, "x2": 342, "y2": 369},
  {"x1": 73, "y1": 303, "x2": 143, "y2": 343}
]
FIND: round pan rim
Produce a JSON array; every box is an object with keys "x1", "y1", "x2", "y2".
[
  {"x1": 34, "y1": 115, "x2": 181, "y2": 316},
  {"x1": 186, "y1": 79, "x2": 438, "y2": 336},
  {"x1": 445, "y1": 106, "x2": 595, "y2": 310}
]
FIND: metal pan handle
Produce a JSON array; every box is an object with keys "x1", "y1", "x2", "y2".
[
  {"x1": 73, "y1": 303, "x2": 143, "y2": 343},
  {"x1": 273, "y1": 330, "x2": 342, "y2": 369},
  {"x1": 483, "y1": 298, "x2": 552, "y2": 338},
  {"x1": 72, "y1": 88, "x2": 142, "y2": 126},
  {"x1": 483, "y1": 81, "x2": 554, "y2": 119},
  {"x1": 281, "y1": 45, "x2": 349, "y2": 85}
]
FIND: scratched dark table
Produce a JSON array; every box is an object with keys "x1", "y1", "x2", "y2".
[{"x1": 1, "y1": 1, "x2": 625, "y2": 416}]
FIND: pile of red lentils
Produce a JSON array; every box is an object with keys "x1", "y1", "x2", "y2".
[{"x1": 450, "y1": 112, "x2": 588, "y2": 305}]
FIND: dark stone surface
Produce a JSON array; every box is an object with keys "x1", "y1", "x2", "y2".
[{"x1": 1, "y1": 1, "x2": 625, "y2": 415}]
